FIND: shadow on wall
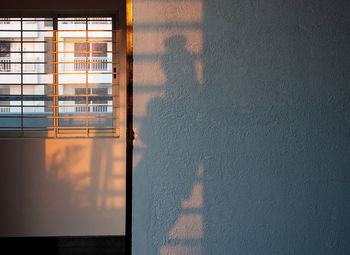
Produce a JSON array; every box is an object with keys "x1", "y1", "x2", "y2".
[
  {"x1": 0, "y1": 138, "x2": 125, "y2": 237},
  {"x1": 44, "y1": 139, "x2": 126, "y2": 235},
  {"x1": 134, "y1": 35, "x2": 204, "y2": 254},
  {"x1": 133, "y1": 0, "x2": 350, "y2": 255}
]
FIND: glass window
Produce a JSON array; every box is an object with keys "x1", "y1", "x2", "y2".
[{"x1": 0, "y1": 17, "x2": 118, "y2": 137}]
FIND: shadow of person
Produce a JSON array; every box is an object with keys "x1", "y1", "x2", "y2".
[{"x1": 133, "y1": 35, "x2": 203, "y2": 254}]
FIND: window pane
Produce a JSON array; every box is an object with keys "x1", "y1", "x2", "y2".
[
  {"x1": 88, "y1": 73, "x2": 112, "y2": 83},
  {"x1": 23, "y1": 31, "x2": 53, "y2": 40},
  {"x1": 23, "y1": 114, "x2": 53, "y2": 129},
  {"x1": 0, "y1": 18, "x2": 21, "y2": 30},
  {"x1": 88, "y1": 113, "x2": 113, "y2": 127},
  {"x1": 23, "y1": 20, "x2": 53, "y2": 30},
  {"x1": 0, "y1": 117, "x2": 21, "y2": 129},
  {"x1": 23, "y1": 63, "x2": 54, "y2": 74},
  {"x1": 23, "y1": 52, "x2": 51, "y2": 62},
  {"x1": 88, "y1": 17, "x2": 112, "y2": 30},
  {"x1": 91, "y1": 43, "x2": 107, "y2": 57},
  {"x1": 23, "y1": 84, "x2": 53, "y2": 95},
  {"x1": 0, "y1": 74, "x2": 21, "y2": 84},
  {"x1": 0, "y1": 41, "x2": 11, "y2": 56},
  {"x1": 74, "y1": 42, "x2": 89, "y2": 57},
  {"x1": 0, "y1": 82, "x2": 20, "y2": 129},
  {"x1": 23, "y1": 74, "x2": 53, "y2": 84},
  {"x1": 0, "y1": 16, "x2": 117, "y2": 136},
  {"x1": 0, "y1": 31, "x2": 21, "y2": 38},
  {"x1": 58, "y1": 113, "x2": 87, "y2": 128},
  {"x1": 58, "y1": 74, "x2": 86, "y2": 84}
]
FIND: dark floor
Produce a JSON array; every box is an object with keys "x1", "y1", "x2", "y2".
[{"x1": 0, "y1": 236, "x2": 125, "y2": 255}]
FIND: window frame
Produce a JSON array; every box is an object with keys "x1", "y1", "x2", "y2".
[{"x1": 0, "y1": 12, "x2": 120, "y2": 138}]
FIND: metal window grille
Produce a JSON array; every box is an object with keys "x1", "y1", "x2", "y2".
[
  {"x1": 0, "y1": 16, "x2": 119, "y2": 138},
  {"x1": 0, "y1": 18, "x2": 11, "y2": 24}
]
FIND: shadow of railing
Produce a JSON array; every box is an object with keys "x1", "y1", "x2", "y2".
[{"x1": 132, "y1": 1, "x2": 204, "y2": 253}]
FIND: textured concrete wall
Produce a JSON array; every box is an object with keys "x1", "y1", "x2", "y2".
[{"x1": 133, "y1": 0, "x2": 350, "y2": 254}]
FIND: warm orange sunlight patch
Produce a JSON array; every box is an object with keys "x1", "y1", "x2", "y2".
[
  {"x1": 45, "y1": 140, "x2": 92, "y2": 181},
  {"x1": 133, "y1": 0, "x2": 204, "y2": 252},
  {"x1": 45, "y1": 140, "x2": 126, "y2": 209},
  {"x1": 134, "y1": 30, "x2": 203, "y2": 54},
  {"x1": 108, "y1": 178, "x2": 126, "y2": 191},
  {"x1": 112, "y1": 161, "x2": 126, "y2": 176},
  {"x1": 160, "y1": 245, "x2": 202, "y2": 255},
  {"x1": 182, "y1": 182, "x2": 203, "y2": 209},
  {"x1": 134, "y1": 61, "x2": 167, "y2": 85},
  {"x1": 103, "y1": 196, "x2": 125, "y2": 209},
  {"x1": 195, "y1": 59, "x2": 203, "y2": 84},
  {"x1": 134, "y1": 1, "x2": 203, "y2": 24},
  {"x1": 168, "y1": 214, "x2": 203, "y2": 239}
]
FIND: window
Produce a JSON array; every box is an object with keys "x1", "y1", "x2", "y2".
[
  {"x1": 74, "y1": 42, "x2": 108, "y2": 71},
  {"x1": 0, "y1": 41, "x2": 11, "y2": 72},
  {"x1": 0, "y1": 16, "x2": 119, "y2": 138},
  {"x1": 0, "y1": 18, "x2": 11, "y2": 24},
  {"x1": 75, "y1": 87, "x2": 108, "y2": 113}
]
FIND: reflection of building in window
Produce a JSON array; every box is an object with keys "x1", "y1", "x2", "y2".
[
  {"x1": 0, "y1": 41, "x2": 11, "y2": 72},
  {"x1": 0, "y1": 18, "x2": 10, "y2": 24},
  {"x1": 0, "y1": 17, "x2": 118, "y2": 137},
  {"x1": 0, "y1": 86, "x2": 10, "y2": 112},
  {"x1": 74, "y1": 42, "x2": 108, "y2": 71},
  {"x1": 61, "y1": 17, "x2": 110, "y2": 25},
  {"x1": 75, "y1": 87, "x2": 108, "y2": 113}
]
